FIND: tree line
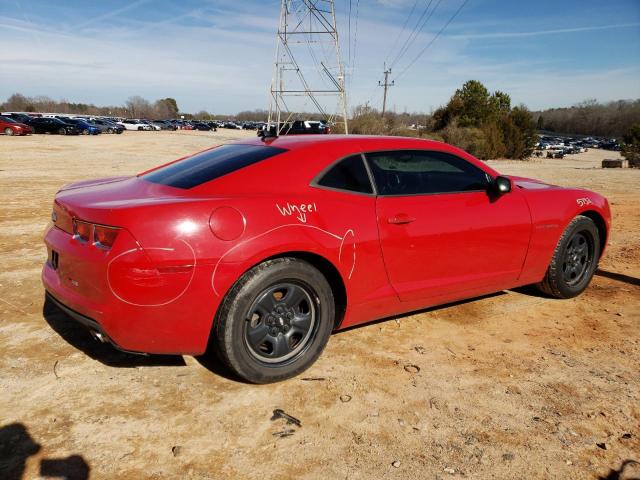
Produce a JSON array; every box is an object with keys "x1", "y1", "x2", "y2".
[
  {"x1": 534, "y1": 99, "x2": 640, "y2": 138},
  {"x1": 1, "y1": 93, "x2": 180, "y2": 120}
]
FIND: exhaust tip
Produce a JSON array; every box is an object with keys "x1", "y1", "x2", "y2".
[{"x1": 90, "y1": 330, "x2": 108, "y2": 343}]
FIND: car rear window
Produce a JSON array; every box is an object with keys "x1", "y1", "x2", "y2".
[
  {"x1": 317, "y1": 154, "x2": 373, "y2": 194},
  {"x1": 141, "y1": 144, "x2": 288, "y2": 189}
]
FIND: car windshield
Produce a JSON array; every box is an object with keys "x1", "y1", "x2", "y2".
[
  {"x1": 0, "y1": 116, "x2": 17, "y2": 123},
  {"x1": 141, "y1": 144, "x2": 288, "y2": 189}
]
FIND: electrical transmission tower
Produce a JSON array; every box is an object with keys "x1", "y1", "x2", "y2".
[{"x1": 269, "y1": 0, "x2": 349, "y2": 134}]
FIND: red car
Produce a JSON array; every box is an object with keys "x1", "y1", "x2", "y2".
[
  {"x1": 1, "y1": 115, "x2": 33, "y2": 135},
  {"x1": 43, "y1": 136, "x2": 611, "y2": 383}
]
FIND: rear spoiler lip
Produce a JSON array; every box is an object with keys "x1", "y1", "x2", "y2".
[{"x1": 58, "y1": 176, "x2": 131, "y2": 193}]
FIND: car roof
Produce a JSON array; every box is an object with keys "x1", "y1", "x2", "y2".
[{"x1": 239, "y1": 134, "x2": 451, "y2": 152}]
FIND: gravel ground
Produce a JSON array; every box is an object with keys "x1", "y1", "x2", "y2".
[{"x1": 0, "y1": 131, "x2": 638, "y2": 479}]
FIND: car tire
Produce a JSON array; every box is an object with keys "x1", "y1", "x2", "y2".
[
  {"x1": 82, "y1": 129, "x2": 89, "y2": 135},
  {"x1": 58, "y1": 128, "x2": 66, "y2": 135},
  {"x1": 537, "y1": 215, "x2": 600, "y2": 299},
  {"x1": 107, "y1": 128, "x2": 113, "y2": 134},
  {"x1": 4, "y1": 127, "x2": 13, "y2": 136},
  {"x1": 212, "y1": 257, "x2": 335, "y2": 384}
]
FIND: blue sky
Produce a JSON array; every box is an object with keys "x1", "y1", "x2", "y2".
[{"x1": 1, "y1": 0, "x2": 639, "y2": 114}]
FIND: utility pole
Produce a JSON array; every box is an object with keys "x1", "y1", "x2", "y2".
[
  {"x1": 378, "y1": 65, "x2": 394, "y2": 118},
  {"x1": 269, "y1": 0, "x2": 349, "y2": 135}
]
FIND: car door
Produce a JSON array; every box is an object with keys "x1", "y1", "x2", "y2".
[{"x1": 367, "y1": 149, "x2": 532, "y2": 303}]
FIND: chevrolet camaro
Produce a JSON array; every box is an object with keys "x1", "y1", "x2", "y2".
[{"x1": 43, "y1": 136, "x2": 611, "y2": 383}]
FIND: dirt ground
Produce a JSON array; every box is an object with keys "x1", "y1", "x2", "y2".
[{"x1": 0, "y1": 131, "x2": 638, "y2": 480}]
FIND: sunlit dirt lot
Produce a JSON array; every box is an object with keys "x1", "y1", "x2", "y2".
[{"x1": 1, "y1": 131, "x2": 638, "y2": 479}]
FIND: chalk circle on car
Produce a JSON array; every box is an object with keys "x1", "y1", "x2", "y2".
[{"x1": 107, "y1": 239, "x2": 196, "y2": 307}]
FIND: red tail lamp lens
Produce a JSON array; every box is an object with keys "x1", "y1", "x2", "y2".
[
  {"x1": 94, "y1": 225, "x2": 119, "y2": 248},
  {"x1": 73, "y1": 220, "x2": 92, "y2": 242}
]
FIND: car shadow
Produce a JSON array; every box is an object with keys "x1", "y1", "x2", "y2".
[
  {"x1": 509, "y1": 283, "x2": 551, "y2": 298},
  {"x1": 0, "y1": 422, "x2": 90, "y2": 480},
  {"x1": 595, "y1": 269, "x2": 640, "y2": 287},
  {"x1": 194, "y1": 350, "x2": 245, "y2": 383},
  {"x1": 334, "y1": 291, "x2": 507, "y2": 334},
  {"x1": 43, "y1": 295, "x2": 186, "y2": 368}
]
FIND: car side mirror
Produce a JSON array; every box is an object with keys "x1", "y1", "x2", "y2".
[{"x1": 490, "y1": 176, "x2": 512, "y2": 195}]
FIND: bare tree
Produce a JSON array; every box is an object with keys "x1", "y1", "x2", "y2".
[{"x1": 125, "y1": 96, "x2": 153, "y2": 119}]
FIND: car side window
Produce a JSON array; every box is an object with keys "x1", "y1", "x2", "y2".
[
  {"x1": 317, "y1": 154, "x2": 373, "y2": 194},
  {"x1": 365, "y1": 150, "x2": 490, "y2": 196}
]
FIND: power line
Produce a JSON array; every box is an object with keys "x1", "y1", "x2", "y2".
[
  {"x1": 347, "y1": 0, "x2": 352, "y2": 65},
  {"x1": 383, "y1": 0, "x2": 420, "y2": 67},
  {"x1": 389, "y1": 0, "x2": 439, "y2": 69},
  {"x1": 394, "y1": 0, "x2": 470, "y2": 81},
  {"x1": 347, "y1": 0, "x2": 360, "y2": 93}
]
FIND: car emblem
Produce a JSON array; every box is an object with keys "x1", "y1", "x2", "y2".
[{"x1": 51, "y1": 211, "x2": 58, "y2": 222}]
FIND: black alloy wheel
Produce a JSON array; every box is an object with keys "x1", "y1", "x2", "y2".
[
  {"x1": 537, "y1": 215, "x2": 600, "y2": 298},
  {"x1": 244, "y1": 282, "x2": 317, "y2": 364},
  {"x1": 561, "y1": 231, "x2": 593, "y2": 286},
  {"x1": 212, "y1": 258, "x2": 335, "y2": 383}
]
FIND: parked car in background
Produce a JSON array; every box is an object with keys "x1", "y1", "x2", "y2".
[
  {"x1": 171, "y1": 120, "x2": 193, "y2": 130},
  {"x1": 88, "y1": 119, "x2": 124, "y2": 134},
  {"x1": 0, "y1": 115, "x2": 33, "y2": 136},
  {"x1": 258, "y1": 120, "x2": 331, "y2": 137},
  {"x1": 192, "y1": 122, "x2": 212, "y2": 131},
  {"x1": 141, "y1": 120, "x2": 161, "y2": 131},
  {"x1": 118, "y1": 119, "x2": 152, "y2": 131},
  {"x1": 3, "y1": 113, "x2": 35, "y2": 124},
  {"x1": 27, "y1": 117, "x2": 80, "y2": 135},
  {"x1": 64, "y1": 118, "x2": 101, "y2": 135},
  {"x1": 149, "y1": 120, "x2": 177, "y2": 131},
  {"x1": 600, "y1": 140, "x2": 620, "y2": 151}
]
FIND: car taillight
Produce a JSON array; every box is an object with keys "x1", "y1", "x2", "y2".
[
  {"x1": 72, "y1": 219, "x2": 120, "y2": 249},
  {"x1": 94, "y1": 225, "x2": 119, "y2": 248},
  {"x1": 73, "y1": 220, "x2": 92, "y2": 242}
]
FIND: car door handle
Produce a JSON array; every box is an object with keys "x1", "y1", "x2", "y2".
[{"x1": 387, "y1": 214, "x2": 416, "y2": 225}]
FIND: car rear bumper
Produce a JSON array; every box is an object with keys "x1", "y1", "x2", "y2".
[
  {"x1": 45, "y1": 291, "x2": 144, "y2": 355},
  {"x1": 42, "y1": 224, "x2": 217, "y2": 355}
]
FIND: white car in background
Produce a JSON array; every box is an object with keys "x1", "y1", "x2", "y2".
[
  {"x1": 142, "y1": 120, "x2": 162, "y2": 131},
  {"x1": 118, "y1": 119, "x2": 153, "y2": 131}
]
